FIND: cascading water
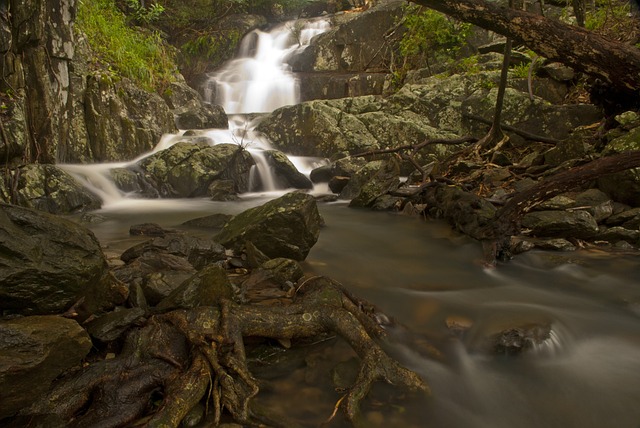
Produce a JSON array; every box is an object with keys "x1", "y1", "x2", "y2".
[
  {"x1": 63, "y1": 18, "x2": 331, "y2": 203},
  {"x1": 204, "y1": 19, "x2": 330, "y2": 114}
]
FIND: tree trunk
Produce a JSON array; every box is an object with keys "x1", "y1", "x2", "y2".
[{"x1": 409, "y1": 0, "x2": 640, "y2": 92}]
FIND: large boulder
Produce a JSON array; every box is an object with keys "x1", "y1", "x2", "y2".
[
  {"x1": 0, "y1": 203, "x2": 122, "y2": 316},
  {"x1": 0, "y1": 316, "x2": 92, "y2": 419},
  {"x1": 259, "y1": 150, "x2": 313, "y2": 190},
  {"x1": 215, "y1": 192, "x2": 323, "y2": 260},
  {"x1": 136, "y1": 142, "x2": 254, "y2": 197},
  {"x1": 0, "y1": 164, "x2": 102, "y2": 214}
]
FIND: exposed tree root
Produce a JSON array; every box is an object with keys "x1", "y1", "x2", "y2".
[{"x1": 23, "y1": 277, "x2": 428, "y2": 427}]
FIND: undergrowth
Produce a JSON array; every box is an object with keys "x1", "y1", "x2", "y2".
[{"x1": 76, "y1": 0, "x2": 177, "y2": 92}]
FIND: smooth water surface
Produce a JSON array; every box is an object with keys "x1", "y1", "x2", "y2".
[{"x1": 84, "y1": 198, "x2": 640, "y2": 428}]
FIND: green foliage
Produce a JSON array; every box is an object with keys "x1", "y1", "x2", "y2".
[
  {"x1": 231, "y1": 0, "x2": 311, "y2": 15},
  {"x1": 124, "y1": 0, "x2": 165, "y2": 24},
  {"x1": 179, "y1": 30, "x2": 242, "y2": 80},
  {"x1": 585, "y1": 0, "x2": 632, "y2": 31},
  {"x1": 396, "y1": 7, "x2": 472, "y2": 82},
  {"x1": 510, "y1": 62, "x2": 531, "y2": 78},
  {"x1": 76, "y1": 0, "x2": 177, "y2": 92},
  {"x1": 450, "y1": 55, "x2": 481, "y2": 75}
]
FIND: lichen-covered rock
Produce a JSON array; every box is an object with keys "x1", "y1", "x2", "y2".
[
  {"x1": 0, "y1": 316, "x2": 92, "y2": 419},
  {"x1": 349, "y1": 157, "x2": 401, "y2": 208},
  {"x1": 0, "y1": 203, "x2": 121, "y2": 316},
  {"x1": 0, "y1": 164, "x2": 101, "y2": 214},
  {"x1": 165, "y1": 79, "x2": 228, "y2": 129},
  {"x1": 84, "y1": 76, "x2": 177, "y2": 162},
  {"x1": 215, "y1": 192, "x2": 323, "y2": 260},
  {"x1": 137, "y1": 142, "x2": 254, "y2": 197}
]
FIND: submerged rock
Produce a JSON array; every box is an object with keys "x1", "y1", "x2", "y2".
[{"x1": 215, "y1": 192, "x2": 323, "y2": 261}]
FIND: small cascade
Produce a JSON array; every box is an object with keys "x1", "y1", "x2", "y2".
[{"x1": 204, "y1": 18, "x2": 330, "y2": 114}]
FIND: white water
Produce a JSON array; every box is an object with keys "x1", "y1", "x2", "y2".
[
  {"x1": 204, "y1": 19, "x2": 330, "y2": 114},
  {"x1": 62, "y1": 18, "x2": 331, "y2": 206}
]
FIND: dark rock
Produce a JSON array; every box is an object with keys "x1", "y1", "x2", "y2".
[
  {"x1": 605, "y1": 207, "x2": 640, "y2": 227},
  {"x1": 0, "y1": 203, "x2": 121, "y2": 317},
  {"x1": 261, "y1": 258, "x2": 304, "y2": 286},
  {"x1": 262, "y1": 150, "x2": 313, "y2": 189},
  {"x1": 215, "y1": 192, "x2": 323, "y2": 260},
  {"x1": 597, "y1": 226, "x2": 640, "y2": 245},
  {"x1": 155, "y1": 265, "x2": 235, "y2": 311},
  {"x1": 329, "y1": 176, "x2": 350, "y2": 193},
  {"x1": 129, "y1": 222, "x2": 170, "y2": 237},
  {"x1": 521, "y1": 210, "x2": 598, "y2": 239},
  {"x1": 85, "y1": 307, "x2": 146, "y2": 342},
  {"x1": 208, "y1": 180, "x2": 239, "y2": 201},
  {"x1": 597, "y1": 126, "x2": 640, "y2": 206},
  {"x1": 533, "y1": 238, "x2": 576, "y2": 251},
  {"x1": 0, "y1": 316, "x2": 92, "y2": 419},
  {"x1": 490, "y1": 322, "x2": 552, "y2": 355},
  {"x1": 182, "y1": 213, "x2": 233, "y2": 229}
]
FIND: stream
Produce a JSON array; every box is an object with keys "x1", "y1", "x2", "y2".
[{"x1": 65, "y1": 16, "x2": 640, "y2": 428}]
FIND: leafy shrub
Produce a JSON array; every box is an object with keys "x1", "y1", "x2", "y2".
[
  {"x1": 76, "y1": 0, "x2": 177, "y2": 92},
  {"x1": 398, "y1": 7, "x2": 472, "y2": 79}
]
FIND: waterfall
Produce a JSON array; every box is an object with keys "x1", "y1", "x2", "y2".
[
  {"x1": 64, "y1": 18, "x2": 330, "y2": 206},
  {"x1": 204, "y1": 18, "x2": 330, "y2": 114}
]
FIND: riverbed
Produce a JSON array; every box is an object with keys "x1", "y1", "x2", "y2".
[{"x1": 83, "y1": 195, "x2": 640, "y2": 428}]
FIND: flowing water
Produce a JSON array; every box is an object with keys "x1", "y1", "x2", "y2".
[{"x1": 65, "y1": 17, "x2": 640, "y2": 428}]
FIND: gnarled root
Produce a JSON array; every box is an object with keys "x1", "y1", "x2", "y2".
[{"x1": 23, "y1": 276, "x2": 428, "y2": 427}]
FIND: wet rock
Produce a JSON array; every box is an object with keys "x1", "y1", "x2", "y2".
[
  {"x1": 110, "y1": 167, "x2": 159, "y2": 197},
  {"x1": 215, "y1": 192, "x2": 323, "y2": 261},
  {"x1": 597, "y1": 226, "x2": 640, "y2": 245},
  {"x1": 182, "y1": 213, "x2": 233, "y2": 229},
  {"x1": 539, "y1": 62, "x2": 575, "y2": 81},
  {"x1": 421, "y1": 185, "x2": 497, "y2": 240},
  {"x1": 349, "y1": 157, "x2": 401, "y2": 208},
  {"x1": 1, "y1": 164, "x2": 101, "y2": 214},
  {"x1": 0, "y1": 203, "x2": 121, "y2": 317},
  {"x1": 162, "y1": 79, "x2": 228, "y2": 130},
  {"x1": 338, "y1": 160, "x2": 383, "y2": 200},
  {"x1": 261, "y1": 258, "x2": 304, "y2": 286},
  {"x1": 532, "y1": 238, "x2": 576, "y2": 251},
  {"x1": 521, "y1": 210, "x2": 598, "y2": 239},
  {"x1": 129, "y1": 222, "x2": 171, "y2": 237},
  {"x1": 85, "y1": 307, "x2": 146, "y2": 342},
  {"x1": 208, "y1": 180, "x2": 239, "y2": 201},
  {"x1": 490, "y1": 322, "x2": 552, "y2": 355},
  {"x1": 261, "y1": 150, "x2": 313, "y2": 189},
  {"x1": 310, "y1": 156, "x2": 366, "y2": 183},
  {"x1": 605, "y1": 207, "x2": 640, "y2": 227},
  {"x1": 155, "y1": 265, "x2": 235, "y2": 311},
  {"x1": 120, "y1": 233, "x2": 226, "y2": 269},
  {"x1": 0, "y1": 316, "x2": 92, "y2": 419},
  {"x1": 329, "y1": 176, "x2": 350, "y2": 193},
  {"x1": 137, "y1": 142, "x2": 254, "y2": 198}
]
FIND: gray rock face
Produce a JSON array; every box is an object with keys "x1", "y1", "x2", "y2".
[
  {"x1": 84, "y1": 76, "x2": 177, "y2": 162},
  {"x1": 215, "y1": 192, "x2": 323, "y2": 260},
  {"x1": 0, "y1": 203, "x2": 116, "y2": 316},
  {"x1": 1, "y1": 164, "x2": 102, "y2": 214},
  {"x1": 0, "y1": 316, "x2": 92, "y2": 419},
  {"x1": 260, "y1": 150, "x2": 313, "y2": 190},
  {"x1": 164, "y1": 79, "x2": 228, "y2": 130},
  {"x1": 137, "y1": 142, "x2": 255, "y2": 197}
]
